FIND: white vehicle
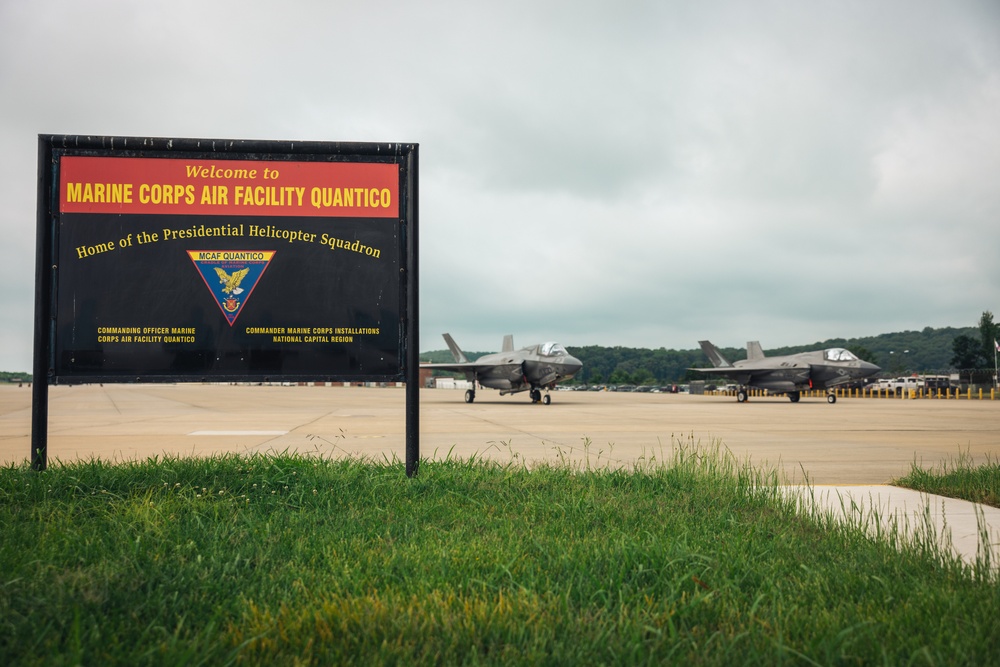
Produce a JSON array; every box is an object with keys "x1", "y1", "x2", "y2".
[{"x1": 887, "y1": 377, "x2": 925, "y2": 394}]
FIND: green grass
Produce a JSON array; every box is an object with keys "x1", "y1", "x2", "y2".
[
  {"x1": 1, "y1": 441, "x2": 998, "y2": 666},
  {"x1": 893, "y1": 451, "x2": 1000, "y2": 508}
]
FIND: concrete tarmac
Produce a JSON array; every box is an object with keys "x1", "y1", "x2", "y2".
[
  {"x1": 3, "y1": 384, "x2": 998, "y2": 481},
  {"x1": 2, "y1": 384, "x2": 998, "y2": 567}
]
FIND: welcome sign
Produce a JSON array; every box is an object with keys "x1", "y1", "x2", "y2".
[{"x1": 36, "y1": 137, "x2": 417, "y2": 382}]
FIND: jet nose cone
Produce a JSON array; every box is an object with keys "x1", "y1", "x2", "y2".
[
  {"x1": 859, "y1": 361, "x2": 880, "y2": 377},
  {"x1": 564, "y1": 355, "x2": 583, "y2": 378}
]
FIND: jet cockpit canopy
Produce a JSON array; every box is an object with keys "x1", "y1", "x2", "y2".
[
  {"x1": 824, "y1": 348, "x2": 858, "y2": 362},
  {"x1": 539, "y1": 342, "x2": 568, "y2": 357}
]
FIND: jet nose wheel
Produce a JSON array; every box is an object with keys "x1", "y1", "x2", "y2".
[
  {"x1": 736, "y1": 389, "x2": 748, "y2": 403},
  {"x1": 543, "y1": 394, "x2": 551, "y2": 405},
  {"x1": 827, "y1": 393, "x2": 837, "y2": 404},
  {"x1": 465, "y1": 389, "x2": 475, "y2": 403}
]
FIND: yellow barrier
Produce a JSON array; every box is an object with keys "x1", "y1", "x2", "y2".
[
  {"x1": 855, "y1": 386, "x2": 996, "y2": 400},
  {"x1": 714, "y1": 386, "x2": 995, "y2": 400}
]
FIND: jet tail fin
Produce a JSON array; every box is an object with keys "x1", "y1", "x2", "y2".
[
  {"x1": 502, "y1": 335, "x2": 514, "y2": 353},
  {"x1": 442, "y1": 333, "x2": 469, "y2": 363},
  {"x1": 699, "y1": 340, "x2": 732, "y2": 368},
  {"x1": 746, "y1": 341, "x2": 765, "y2": 361}
]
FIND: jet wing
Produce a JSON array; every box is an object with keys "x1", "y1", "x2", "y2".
[
  {"x1": 420, "y1": 361, "x2": 485, "y2": 384},
  {"x1": 420, "y1": 361, "x2": 493, "y2": 373},
  {"x1": 422, "y1": 361, "x2": 526, "y2": 386},
  {"x1": 693, "y1": 367, "x2": 745, "y2": 375},
  {"x1": 691, "y1": 367, "x2": 754, "y2": 384}
]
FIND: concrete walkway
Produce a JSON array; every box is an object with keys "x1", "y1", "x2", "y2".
[{"x1": 785, "y1": 485, "x2": 1000, "y2": 571}]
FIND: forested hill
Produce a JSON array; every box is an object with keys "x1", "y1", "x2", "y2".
[{"x1": 420, "y1": 326, "x2": 978, "y2": 385}]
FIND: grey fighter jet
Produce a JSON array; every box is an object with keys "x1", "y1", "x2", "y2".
[
  {"x1": 693, "y1": 340, "x2": 880, "y2": 403},
  {"x1": 423, "y1": 333, "x2": 583, "y2": 404}
]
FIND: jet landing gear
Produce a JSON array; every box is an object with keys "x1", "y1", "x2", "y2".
[
  {"x1": 468, "y1": 387, "x2": 555, "y2": 404},
  {"x1": 530, "y1": 389, "x2": 552, "y2": 405},
  {"x1": 785, "y1": 391, "x2": 835, "y2": 403},
  {"x1": 738, "y1": 389, "x2": 836, "y2": 403}
]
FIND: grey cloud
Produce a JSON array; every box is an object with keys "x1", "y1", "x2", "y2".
[{"x1": 0, "y1": 0, "x2": 997, "y2": 371}]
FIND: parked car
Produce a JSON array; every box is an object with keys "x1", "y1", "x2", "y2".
[{"x1": 867, "y1": 377, "x2": 925, "y2": 395}]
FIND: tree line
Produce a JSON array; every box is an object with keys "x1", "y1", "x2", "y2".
[{"x1": 948, "y1": 311, "x2": 998, "y2": 385}]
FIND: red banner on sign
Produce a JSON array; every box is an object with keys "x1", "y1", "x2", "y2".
[{"x1": 59, "y1": 156, "x2": 399, "y2": 218}]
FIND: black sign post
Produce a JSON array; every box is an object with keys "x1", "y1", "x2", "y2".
[{"x1": 33, "y1": 136, "x2": 419, "y2": 475}]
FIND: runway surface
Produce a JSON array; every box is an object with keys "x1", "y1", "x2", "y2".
[{"x1": 2, "y1": 384, "x2": 997, "y2": 484}]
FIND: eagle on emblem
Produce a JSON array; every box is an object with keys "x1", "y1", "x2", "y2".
[{"x1": 214, "y1": 267, "x2": 251, "y2": 295}]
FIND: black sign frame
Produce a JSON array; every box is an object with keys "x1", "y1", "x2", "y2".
[{"x1": 32, "y1": 135, "x2": 419, "y2": 475}]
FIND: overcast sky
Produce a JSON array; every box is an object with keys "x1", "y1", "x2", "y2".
[{"x1": 2, "y1": 1, "x2": 998, "y2": 371}]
